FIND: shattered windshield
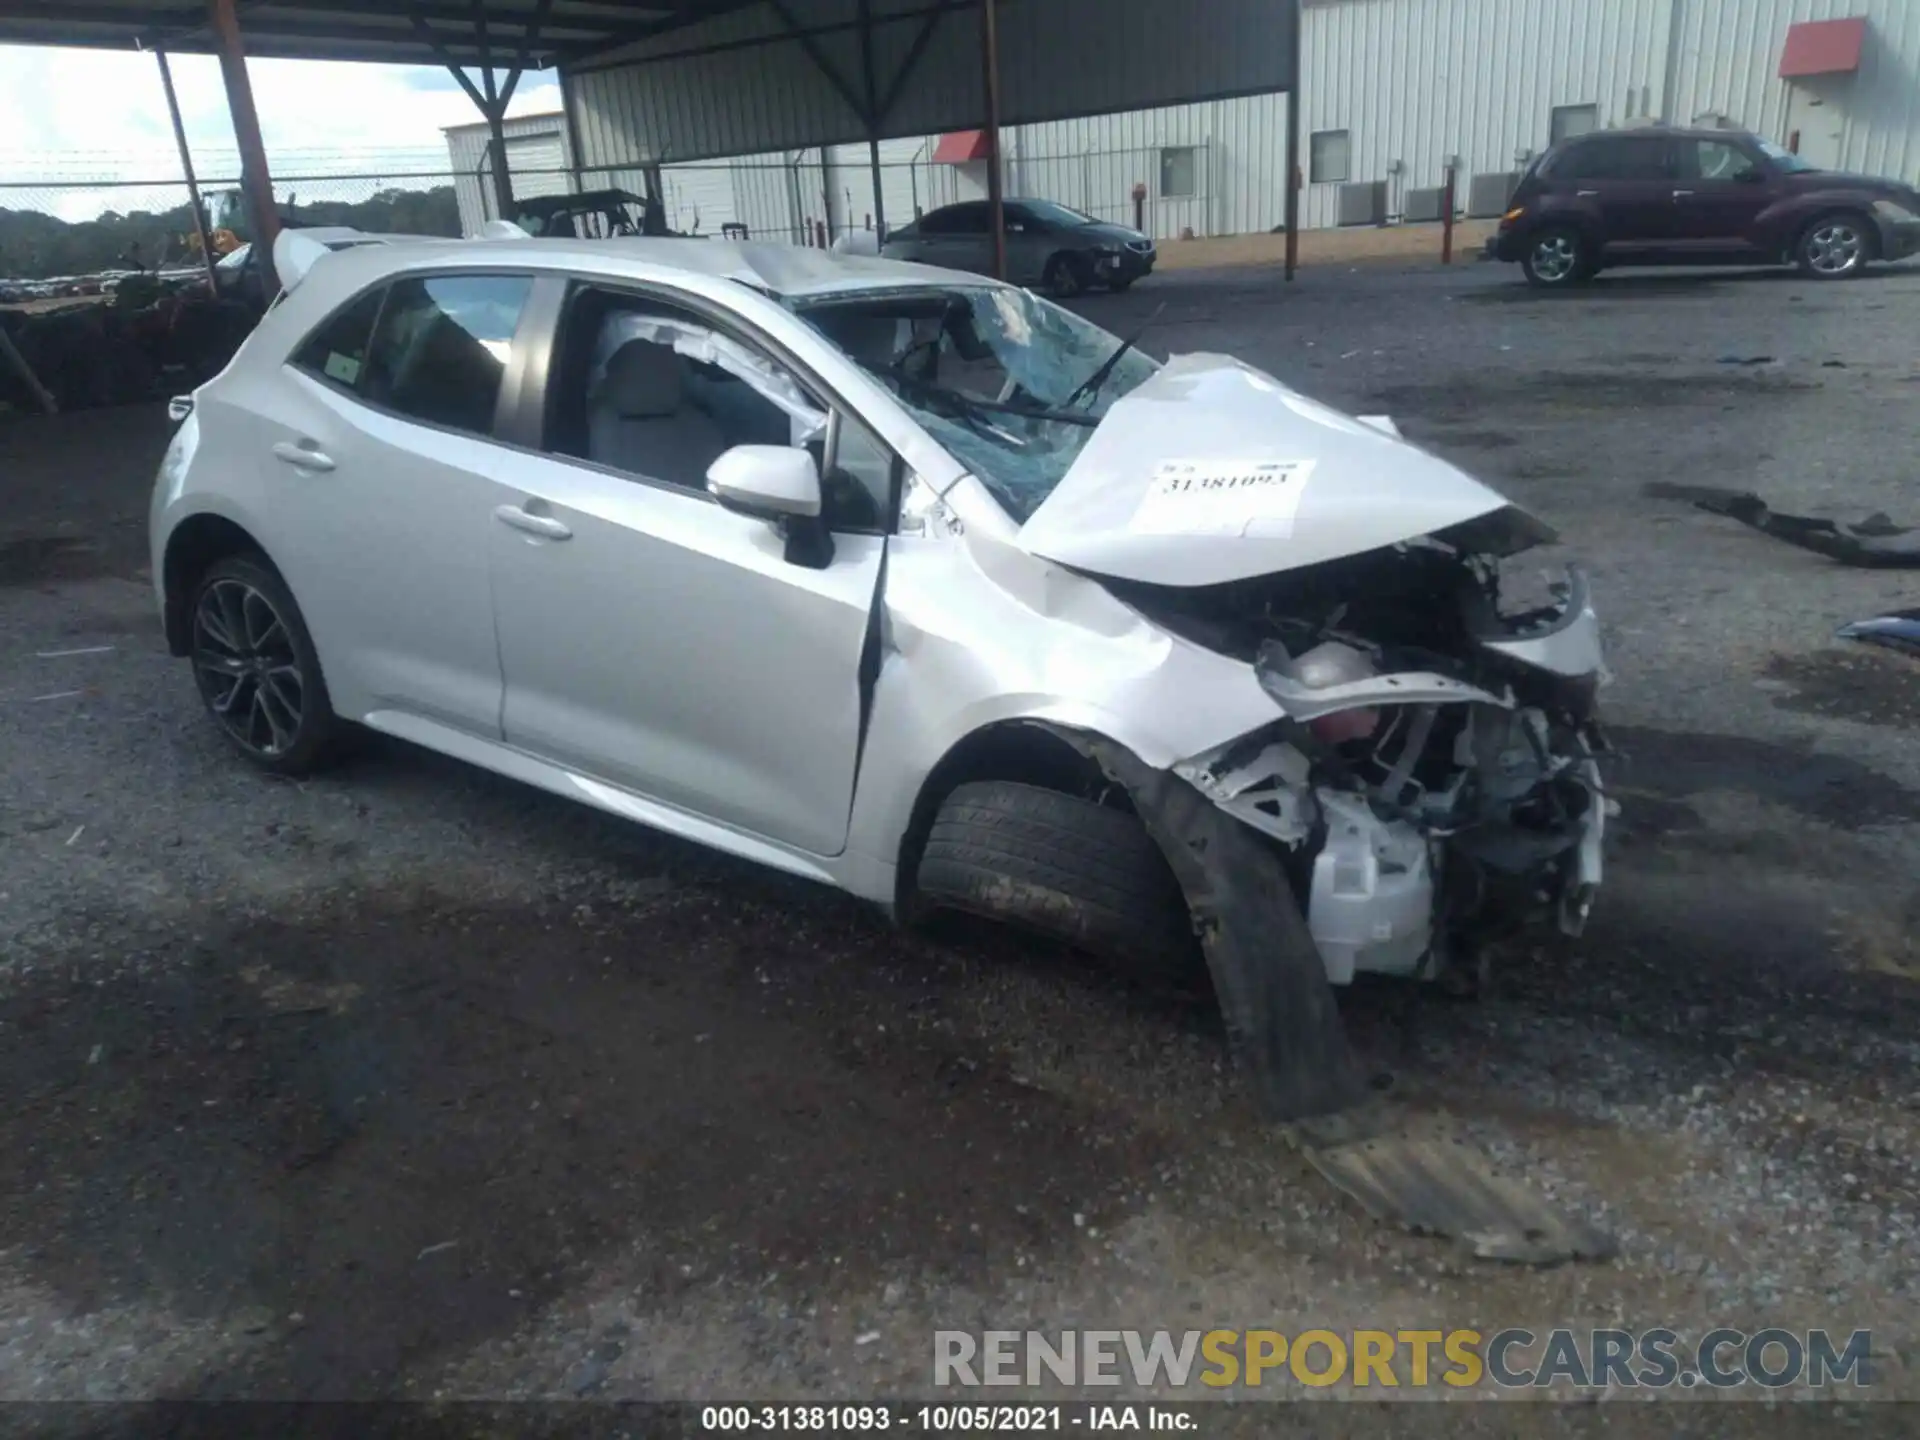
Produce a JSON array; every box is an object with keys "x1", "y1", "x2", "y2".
[{"x1": 795, "y1": 286, "x2": 1159, "y2": 522}]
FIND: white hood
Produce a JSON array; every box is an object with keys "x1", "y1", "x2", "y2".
[{"x1": 1016, "y1": 354, "x2": 1522, "y2": 587}]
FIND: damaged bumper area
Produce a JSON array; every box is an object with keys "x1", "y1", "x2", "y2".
[
  {"x1": 1064, "y1": 705, "x2": 1617, "y2": 1264},
  {"x1": 1152, "y1": 542, "x2": 1611, "y2": 988}
]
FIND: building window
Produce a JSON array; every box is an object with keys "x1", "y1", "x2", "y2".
[
  {"x1": 1159, "y1": 146, "x2": 1197, "y2": 199},
  {"x1": 1309, "y1": 129, "x2": 1350, "y2": 184},
  {"x1": 1551, "y1": 104, "x2": 1600, "y2": 145}
]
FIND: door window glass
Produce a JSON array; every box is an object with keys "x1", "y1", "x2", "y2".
[
  {"x1": 362, "y1": 273, "x2": 532, "y2": 436},
  {"x1": 940, "y1": 203, "x2": 990, "y2": 235},
  {"x1": 291, "y1": 286, "x2": 385, "y2": 391},
  {"x1": 545, "y1": 287, "x2": 894, "y2": 532},
  {"x1": 1561, "y1": 136, "x2": 1672, "y2": 181},
  {"x1": 1688, "y1": 139, "x2": 1762, "y2": 182}
]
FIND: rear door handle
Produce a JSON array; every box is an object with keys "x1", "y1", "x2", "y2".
[
  {"x1": 271, "y1": 440, "x2": 334, "y2": 472},
  {"x1": 1576, "y1": 189, "x2": 1599, "y2": 198},
  {"x1": 493, "y1": 504, "x2": 572, "y2": 541},
  {"x1": 1672, "y1": 189, "x2": 1695, "y2": 198}
]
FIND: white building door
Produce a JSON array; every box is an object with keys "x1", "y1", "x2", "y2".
[{"x1": 1785, "y1": 83, "x2": 1847, "y2": 171}]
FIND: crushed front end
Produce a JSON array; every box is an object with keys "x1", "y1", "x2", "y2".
[{"x1": 1114, "y1": 510, "x2": 1611, "y2": 987}]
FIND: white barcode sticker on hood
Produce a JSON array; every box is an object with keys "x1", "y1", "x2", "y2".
[{"x1": 1127, "y1": 458, "x2": 1315, "y2": 537}]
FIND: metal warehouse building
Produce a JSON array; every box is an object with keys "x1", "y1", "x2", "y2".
[{"x1": 446, "y1": 0, "x2": 1920, "y2": 244}]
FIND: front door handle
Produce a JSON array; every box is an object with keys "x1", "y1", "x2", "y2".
[
  {"x1": 1576, "y1": 189, "x2": 1599, "y2": 198},
  {"x1": 493, "y1": 504, "x2": 572, "y2": 541},
  {"x1": 1672, "y1": 189, "x2": 1696, "y2": 198},
  {"x1": 271, "y1": 440, "x2": 334, "y2": 471}
]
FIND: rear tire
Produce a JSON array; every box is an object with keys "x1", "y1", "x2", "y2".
[
  {"x1": 188, "y1": 553, "x2": 342, "y2": 777},
  {"x1": 1044, "y1": 253, "x2": 1089, "y2": 298},
  {"x1": 915, "y1": 780, "x2": 1201, "y2": 986},
  {"x1": 1796, "y1": 211, "x2": 1873, "y2": 278},
  {"x1": 1519, "y1": 226, "x2": 1593, "y2": 287}
]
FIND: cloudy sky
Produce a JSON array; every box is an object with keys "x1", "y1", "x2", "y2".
[{"x1": 0, "y1": 43, "x2": 561, "y2": 185}]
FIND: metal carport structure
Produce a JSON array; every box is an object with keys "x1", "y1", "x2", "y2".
[{"x1": 0, "y1": 1, "x2": 1303, "y2": 282}]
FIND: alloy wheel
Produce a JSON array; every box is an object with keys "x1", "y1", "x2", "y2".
[
  {"x1": 1806, "y1": 222, "x2": 1864, "y2": 275},
  {"x1": 192, "y1": 577, "x2": 304, "y2": 757},
  {"x1": 1531, "y1": 234, "x2": 1578, "y2": 283}
]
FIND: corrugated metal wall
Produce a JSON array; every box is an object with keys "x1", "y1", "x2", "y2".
[
  {"x1": 1297, "y1": 0, "x2": 1676, "y2": 230},
  {"x1": 557, "y1": 0, "x2": 1920, "y2": 244},
  {"x1": 1009, "y1": 94, "x2": 1293, "y2": 237},
  {"x1": 566, "y1": 0, "x2": 1296, "y2": 166}
]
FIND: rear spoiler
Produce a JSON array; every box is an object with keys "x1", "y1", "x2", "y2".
[
  {"x1": 271, "y1": 224, "x2": 518, "y2": 294},
  {"x1": 271, "y1": 229, "x2": 344, "y2": 293}
]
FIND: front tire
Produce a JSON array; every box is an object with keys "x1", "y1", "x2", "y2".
[
  {"x1": 1520, "y1": 226, "x2": 1593, "y2": 287},
  {"x1": 1107, "y1": 274, "x2": 1136, "y2": 293},
  {"x1": 188, "y1": 553, "x2": 341, "y2": 776},
  {"x1": 915, "y1": 780, "x2": 1201, "y2": 986},
  {"x1": 1796, "y1": 212, "x2": 1873, "y2": 278},
  {"x1": 1044, "y1": 253, "x2": 1090, "y2": 299}
]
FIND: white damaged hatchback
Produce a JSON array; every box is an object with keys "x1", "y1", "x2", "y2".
[{"x1": 152, "y1": 230, "x2": 1612, "y2": 1186}]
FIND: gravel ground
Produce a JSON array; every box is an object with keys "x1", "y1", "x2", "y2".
[{"x1": 1, "y1": 256, "x2": 1918, "y2": 1415}]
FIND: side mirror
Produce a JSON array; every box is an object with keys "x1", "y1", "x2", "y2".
[{"x1": 707, "y1": 444, "x2": 822, "y2": 523}]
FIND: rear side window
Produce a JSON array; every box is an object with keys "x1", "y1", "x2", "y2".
[
  {"x1": 292, "y1": 287, "x2": 384, "y2": 390},
  {"x1": 930, "y1": 203, "x2": 988, "y2": 235},
  {"x1": 362, "y1": 274, "x2": 532, "y2": 436},
  {"x1": 1557, "y1": 136, "x2": 1673, "y2": 181}
]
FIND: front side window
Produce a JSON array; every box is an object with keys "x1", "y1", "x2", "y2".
[
  {"x1": 1690, "y1": 139, "x2": 1762, "y2": 180},
  {"x1": 361, "y1": 273, "x2": 531, "y2": 436},
  {"x1": 798, "y1": 285, "x2": 1158, "y2": 524},
  {"x1": 936, "y1": 203, "x2": 989, "y2": 235},
  {"x1": 545, "y1": 286, "x2": 892, "y2": 532}
]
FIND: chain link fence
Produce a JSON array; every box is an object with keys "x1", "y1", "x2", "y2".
[{"x1": 0, "y1": 171, "x2": 464, "y2": 292}]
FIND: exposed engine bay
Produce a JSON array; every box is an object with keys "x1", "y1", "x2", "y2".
[{"x1": 1104, "y1": 511, "x2": 1611, "y2": 986}]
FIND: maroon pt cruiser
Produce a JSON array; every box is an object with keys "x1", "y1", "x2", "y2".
[{"x1": 1489, "y1": 126, "x2": 1920, "y2": 287}]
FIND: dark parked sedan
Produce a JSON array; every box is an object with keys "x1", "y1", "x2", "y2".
[
  {"x1": 881, "y1": 198, "x2": 1155, "y2": 295},
  {"x1": 1490, "y1": 126, "x2": 1920, "y2": 286}
]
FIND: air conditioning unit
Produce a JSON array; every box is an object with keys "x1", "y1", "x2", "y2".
[
  {"x1": 1337, "y1": 180, "x2": 1387, "y2": 227},
  {"x1": 1402, "y1": 186, "x2": 1444, "y2": 223},
  {"x1": 1466, "y1": 171, "x2": 1523, "y2": 218}
]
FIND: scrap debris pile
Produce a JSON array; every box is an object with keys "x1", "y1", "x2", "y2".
[
  {"x1": 1645, "y1": 481, "x2": 1920, "y2": 569},
  {"x1": 0, "y1": 274, "x2": 257, "y2": 416}
]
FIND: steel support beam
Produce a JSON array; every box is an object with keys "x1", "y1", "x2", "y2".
[
  {"x1": 206, "y1": 0, "x2": 279, "y2": 289},
  {"x1": 876, "y1": 5, "x2": 943, "y2": 121},
  {"x1": 154, "y1": 46, "x2": 221, "y2": 294},
  {"x1": 472, "y1": 2, "x2": 517, "y2": 222},
  {"x1": 767, "y1": 0, "x2": 868, "y2": 126},
  {"x1": 858, "y1": 0, "x2": 885, "y2": 238},
  {"x1": 1283, "y1": 0, "x2": 1301, "y2": 281},
  {"x1": 979, "y1": 0, "x2": 1004, "y2": 279}
]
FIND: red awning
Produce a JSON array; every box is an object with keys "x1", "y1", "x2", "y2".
[
  {"x1": 1779, "y1": 17, "x2": 1867, "y2": 78},
  {"x1": 932, "y1": 130, "x2": 994, "y2": 164}
]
